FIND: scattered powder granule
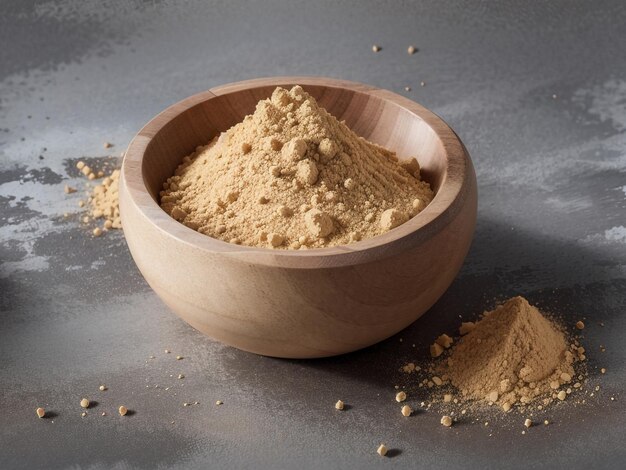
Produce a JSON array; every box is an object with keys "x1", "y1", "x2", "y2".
[
  {"x1": 88, "y1": 169, "x2": 121, "y2": 230},
  {"x1": 440, "y1": 415, "x2": 453, "y2": 427},
  {"x1": 436, "y1": 297, "x2": 581, "y2": 408},
  {"x1": 407, "y1": 45, "x2": 417, "y2": 55},
  {"x1": 435, "y1": 334, "x2": 453, "y2": 349},
  {"x1": 73, "y1": 160, "x2": 122, "y2": 232},
  {"x1": 216, "y1": 400, "x2": 223, "y2": 405},
  {"x1": 99, "y1": 385, "x2": 107, "y2": 391},
  {"x1": 372, "y1": 45, "x2": 382, "y2": 52},
  {"x1": 176, "y1": 355, "x2": 183, "y2": 360},
  {"x1": 159, "y1": 86, "x2": 433, "y2": 249},
  {"x1": 430, "y1": 342, "x2": 444, "y2": 358},
  {"x1": 459, "y1": 322, "x2": 476, "y2": 335},
  {"x1": 443, "y1": 394, "x2": 453, "y2": 403},
  {"x1": 377, "y1": 444, "x2": 388, "y2": 456},
  {"x1": 575, "y1": 321, "x2": 585, "y2": 330},
  {"x1": 118, "y1": 405, "x2": 128, "y2": 416},
  {"x1": 103, "y1": 142, "x2": 113, "y2": 149},
  {"x1": 395, "y1": 391, "x2": 407, "y2": 402},
  {"x1": 80, "y1": 398, "x2": 90, "y2": 408},
  {"x1": 401, "y1": 405, "x2": 412, "y2": 417},
  {"x1": 335, "y1": 400, "x2": 345, "y2": 410},
  {"x1": 81, "y1": 412, "x2": 87, "y2": 417},
  {"x1": 64, "y1": 184, "x2": 76, "y2": 194},
  {"x1": 557, "y1": 390, "x2": 567, "y2": 401},
  {"x1": 524, "y1": 419, "x2": 532, "y2": 428},
  {"x1": 36, "y1": 407, "x2": 45, "y2": 418}
]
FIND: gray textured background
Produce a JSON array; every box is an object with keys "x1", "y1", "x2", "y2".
[{"x1": 1, "y1": 1, "x2": 625, "y2": 469}]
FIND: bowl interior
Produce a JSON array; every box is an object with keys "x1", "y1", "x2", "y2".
[{"x1": 141, "y1": 84, "x2": 447, "y2": 206}]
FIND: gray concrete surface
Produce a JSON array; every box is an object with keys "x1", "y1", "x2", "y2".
[{"x1": 1, "y1": 1, "x2": 625, "y2": 468}]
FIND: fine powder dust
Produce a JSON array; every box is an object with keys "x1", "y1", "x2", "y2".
[
  {"x1": 438, "y1": 297, "x2": 580, "y2": 407},
  {"x1": 160, "y1": 85, "x2": 434, "y2": 249}
]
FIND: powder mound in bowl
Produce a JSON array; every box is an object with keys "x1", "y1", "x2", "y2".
[
  {"x1": 159, "y1": 85, "x2": 434, "y2": 249},
  {"x1": 440, "y1": 296, "x2": 576, "y2": 407}
]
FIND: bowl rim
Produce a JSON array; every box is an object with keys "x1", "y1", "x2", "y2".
[{"x1": 121, "y1": 76, "x2": 474, "y2": 269}]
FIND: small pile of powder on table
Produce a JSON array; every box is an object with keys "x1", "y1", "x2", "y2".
[
  {"x1": 160, "y1": 85, "x2": 434, "y2": 249},
  {"x1": 436, "y1": 297, "x2": 580, "y2": 408}
]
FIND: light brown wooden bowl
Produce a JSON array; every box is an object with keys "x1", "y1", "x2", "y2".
[{"x1": 119, "y1": 77, "x2": 477, "y2": 358}]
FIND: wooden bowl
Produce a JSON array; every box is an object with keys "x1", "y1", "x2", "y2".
[{"x1": 119, "y1": 77, "x2": 477, "y2": 358}]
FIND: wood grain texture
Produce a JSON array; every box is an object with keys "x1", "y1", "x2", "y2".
[{"x1": 119, "y1": 77, "x2": 477, "y2": 358}]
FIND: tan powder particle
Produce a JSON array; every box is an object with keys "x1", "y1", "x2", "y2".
[
  {"x1": 118, "y1": 405, "x2": 128, "y2": 416},
  {"x1": 99, "y1": 385, "x2": 107, "y2": 391},
  {"x1": 443, "y1": 394, "x2": 452, "y2": 403},
  {"x1": 380, "y1": 208, "x2": 409, "y2": 231},
  {"x1": 524, "y1": 418, "x2": 532, "y2": 428},
  {"x1": 575, "y1": 321, "x2": 585, "y2": 330},
  {"x1": 296, "y1": 159, "x2": 319, "y2": 185},
  {"x1": 268, "y1": 232, "x2": 284, "y2": 247},
  {"x1": 407, "y1": 45, "x2": 417, "y2": 55},
  {"x1": 395, "y1": 391, "x2": 407, "y2": 402},
  {"x1": 304, "y1": 208, "x2": 333, "y2": 239},
  {"x1": 159, "y1": 86, "x2": 433, "y2": 249},
  {"x1": 459, "y1": 322, "x2": 476, "y2": 335},
  {"x1": 335, "y1": 400, "x2": 344, "y2": 410},
  {"x1": 372, "y1": 45, "x2": 381, "y2": 53},
  {"x1": 430, "y1": 342, "x2": 444, "y2": 358},
  {"x1": 377, "y1": 444, "x2": 387, "y2": 456},
  {"x1": 80, "y1": 398, "x2": 90, "y2": 408},
  {"x1": 36, "y1": 407, "x2": 45, "y2": 418},
  {"x1": 401, "y1": 405, "x2": 412, "y2": 417},
  {"x1": 435, "y1": 334, "x2": 454, "y2": 349},
  {"x1": 557, "y1": 390, "x2": 567, "y2": 401},
  {"x1": 440, "y1": 415, "x2": 453, "y2": 427}
]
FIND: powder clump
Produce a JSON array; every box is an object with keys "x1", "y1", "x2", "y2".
[
  {"x1": 160, "y1": 86, "x2": 434, "y2": 249},
  {"x1": 440, "y1": 296, "x2": 577, "y2": 407}
]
